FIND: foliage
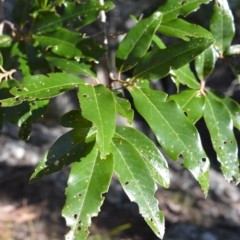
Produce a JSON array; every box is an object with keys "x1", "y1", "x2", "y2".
[{"x1": 0, "y1": 0, "x2": 239, "y2": 239}]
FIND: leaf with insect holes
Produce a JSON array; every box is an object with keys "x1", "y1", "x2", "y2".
[
  {"x1": 128, "y1": 81, "x2": 210, "y2": 194},
  {"x1": 111, "y1": 136, "x2": 165, "y2": 239},
  {"x1": 158, "y1": 0, "x2": 212, "y2": 23},
  {"x1": 62, "y1": 146, "x2": 114, "y2": 240},
  {"x1": 116, "y1": 11, "x2": 163, "y2": 73},
  {"x1": 78, "y1": 84, "x2": 116, "y2": 159},
  {"x1": 210, "y1": 0, "x2": 235, "y2": 56},
  {"x1": 158, "y1": 18, "x2": 213, "y2": 41},
  {"x1": 1, "y1": 73, "x2": 84, "y2": 107},
  {"x1": 30, "y1": 99, "x2": 49, "y2": 121},
  {"x1": 203, "y1": 91, "x2": 240, "y2": 184},
  {"x1": 133, "y1": 38, "x2": 215, "y2": 80},
  {"x1": 169, "y1": 90, "x2": 205, "y2": 124}
]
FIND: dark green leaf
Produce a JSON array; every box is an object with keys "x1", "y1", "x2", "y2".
[
  {"x1": 133, "y1": 38, "x2": 215, "y2": 80},
  {"x1": 116, "y1": 12, "x2": 163, "y2": 73},
  {"x1": 33, "y1": 28, "x2": 83, "y2": 58},
  {"x1": 169, "y1": 90, "x2": 205, "y2": 124},
  {"x1": 1, "y1": 73, "x2": 84, "y2": 107},
  {"x1": 30, "y1": 100, "x2": 49, "y2": 121},
  {"x1": 46, "y1": 56, "x2": 96, "y2": 78},
  {"x1": 115, "y1": 126, "x2": 170, "y2": 188},
  {"x1": 204, "y1": 91, "x2": 240, "y2": 184},
  {"x1": 0, "y1": 35, "x2": 12, "y2": 48},
  {"x1": 32, "y1": 12, "x2": 62, "y2": 34},
  {"x1": 62, "y1": 0, "x2": 114, "y2": 29},
  {"x1": 195, "y1": 46, "x2": 218, "y2": 80},
  {"x1": 111, "y1": 137, "x2": 165, "y2": 239},
  {"x1": 30, "y1": 130, "x2": 95, "y2": 183},
  {"x1": 158, "y1": 0, "x2": 212, "y2": 22},
  {"x1": 170, "y1": 63, "x2": 200, "y2": 90},
  {"x1": 158, "y1": 18, "x2": 213, "y2": 41},
  {"x1": 210, "y1": 0, "x2": 235, "y2": 56},
  {"x1": 78, "y1": 84, "x2": 116, "y2": 159},
  {"x1": 62, "y1": 147, "x2": 113, "y2": 240},
  {"x1": 128, "y1": 82, "x2": 209, "y2": 194},
  {"x1": 113, "y1": 91, "x2": 134, "y2": 124}
]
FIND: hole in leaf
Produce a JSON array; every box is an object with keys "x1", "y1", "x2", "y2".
[
  {"x1": 79, "y1": 193, "x2": 82, "y2": 197},
  {"x1": 83, "y1": 94, "x2": 89, "y2": 98},
  {"x1": 125, "y1": 181, "x2": 129, "y2": 185},
  {"x1": 73, "y1": 214, "x2": 78, "y2": 219},
  {"x1": 184, "y1": 112, "x2": 188, "y2": 117},
  {"x1": 150, "y1": 218, "x2": 153, "y2": 222},
  {"x1": 223, "y1": 141, "x2": 227, "y2": 144},
  {"x1": 16, "y1": 88, "x2": 22, "y2": 92},
  {"x1": 77, "y1": 226, "x2": 81, "y2": 231},
  {"x1": 78, "y1": 220, "x2": 82, "y2": 224},
  {"x1": 181, "y1": 1, "x2": 185, "y2": 5},
  {"x1": 202, "y1": 158, "x2": 206, "y2": 162},
  {"x1": 219, "y1": 146, "x2": 222, "y2": 150},
  {"x1": 230, "y1": 140, "x2": 233, "y2": 143}
]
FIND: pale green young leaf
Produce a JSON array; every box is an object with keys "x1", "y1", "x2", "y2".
[
  {"x1": 133, "y1": 38, "x2": 215, "y2": 80},
  {"x1": 152, "y1": 35, "x2": 166, "y2": 50},
  {"x1": 33, "y1": 28, "x2": 83, "y2": 58},
  {"x1": 204, "y1": 91, "x2": 240, "y2": 184},
  {"x1": 115, "y1": 126, "x2": 170, "y2": 188},
  {"x1": 1, "y1": 73, "x2": 84, "y2": 107},
  {"x1": 78, "y1": 84, "x2": 116, "y2": 159},
  {"x1": 111, "y1": 138, "x2": 165, "y2": 239},
  {"x1": 169, "y1": 90, "x2": 205, "y2": 124},
  {"x1": 46, "y1": 56, "x2": 96, "y2": 78},
  {"x1": 158, "y1": 0, "x2": 212, "y2": 23},
  {"x1": 116, "y1": 12, "x2": 163, "y2": 73},
  {"x1": 210, "y1": 0, "x2": 235, "y2": 56},
  {"x1": 0, "y1": 35, "x2": 12, "y2": 48},
  {"x1": 113, "y1": 91, "x2": 134, "y2": 124},
  {"x1": 62, "y1": 147, "x2": 113, "y2": 240},
  {"x1": 195, "y1": 46, "x2": 218, "y2": 80},
  {"x1": 128, "y1": 83, "x2": 209, "y2": 194},
  {"x1": 158, "y1": 18, "x2": 213, "y2": 41},
  {"x1": 171, "y1": 63, "x2": 200, "y2": 90}
]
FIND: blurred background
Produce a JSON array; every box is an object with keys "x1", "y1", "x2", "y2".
[{"x1": 0, "y1": 0, "x2": 240, "y2": 239}]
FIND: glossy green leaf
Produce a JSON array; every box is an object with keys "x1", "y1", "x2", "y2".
[
  {"x1": 30, "y1": 130, "x2": 95, "y2": 183},
  {"x1": 113, "y1": 91, "x2": 134, "y2": 124},
  {"x1": 158, "y1": 18, "x2": 213, "y2": 41},
  {"x1": 1, "y1": 73, "x2": 84, "y2": 107},
  {"x1": 210, "y1": 0, "x2": 235, "y2": 56},
  {"x1": 115, "y1": 126, "x2": 169, "y2": 188},
  {"x1": 30, "y1": 99, "x2": 49, "y2": 121},
  {"x1": 133, "y1": 38, "x2": 215, "y2": 80},
  {"x1": 46, "y1": 56, "x2": 96, "y2": 78},
  {"x1": 63, "y1": 147, "x2": 113, "y2": 240},
  {"x1": 225, "y1": 44, "x2": 240, "y2": 56},
  {"x1": 195, "y1": 46, "x2": 218, "y2": 80},
  {"x1": 170, "y1": 63, "x2": 200, "y2": 90},
  {"x1": 0, "y1": 35, "x2": 12, "y2": 48},
  {"x1": 111, "y1": 137, "x2": 165, "y2": 239},
  {"x1": 169, "y1": 90, "x2": 205, "y2": 124},
  {"x1": 158, "y1": 0, "x2": 212, "y2": 22},
  {"x1": 62, "y1": 0, "x2": 114, "y2": 29},
  {"x1": 32, "y1": 12, "x2": 62, "y2": 34},
  {"x1": 204, "y1": 91, "x2": 240, "y2": 184},
  {"x1": 116, "y1": 12, "x2": 163, "y2": 73},
  {"x1": 0, "y1": 52, "x2": 3, "y2": 66},
  {"x1": 128, "y1": 82, "x2": 209, "y2": 194},
  {"x1": 33, "y1": 28, "x2": 83, "y2": 58},
  {"x1": 78, "y1": 84, "x2": 116, "y2": 159}
]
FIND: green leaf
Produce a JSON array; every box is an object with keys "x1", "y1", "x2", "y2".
[
  {"x1": 225, "y1": 44, "x2": 240, "y2": 56},
  {"x1": 62, "y1": 0, "x2": 114, "y2": 29},
  {"x1": 113, "y1": 91, "x2": 134, "y2": 124},
  {"x1": 1, "y1": 73, "x2": 84, "y2": 107},
  {"x1": 78, "y1": 84, "x2": 116, "y2": 159},
  {"x1": 0, "y1": 52, "x2": 3, "y2": 66},
  {"x1": 111, "y1": 137, "x2": 165, "y2": 239},
  {"x1": 30, "y1": 130, "x2": 95, "y2": 183},
  {"x1": 158, "y1": 0, "x2": 212, "y2": 22},
  {"x1": 30, "y1": 99, "x2": 49, "y2": 121},
  {"x1": 195, "y1": 46, "x2": 218, "y2": 80},
  {"x1": 0, "y1": 35, "x2": 12, "y2": 48},
  {"x1": 116, "y1": 12, "x2": 163, "y2": 73},
  {"x1": 204, "y1": 91, "x2": 240, "y2": 184},
  {"x1": 170, "y1": 63, "x2": 200, "y2": 90},
  {"x1": 115, "y1": 126, "x2": 170, "y2": 188},
  {"x1": 158, "y1": 18, "x2": 213, "y2": 41},
  {"x1": 46, "y1": 56, "x2": 96, "y2": 78},
  {"x1": 62, "y1": 147, "x2": 113, "y2": 240},
  {"x1": 33, "y1": 28, "x2": 83, "y2": 58},
  {"x1": 128, "y1": 82, "x2": 210, "y2": 194},
  {"x1": 210, "y1": 0, "x2": 235, "y2": 56},
  {"x1": 133, "y1": 38, "x2": 215, "y2": 80},
  {"x1": 32, "y1": 12, "x2": 62, "y2": 34},
  {"x1": 152, "y1": 35, "x2": 166, "y2": 50},
  {"x1": 169, "y1": 90, "x2": 205, "y2": 124}
]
